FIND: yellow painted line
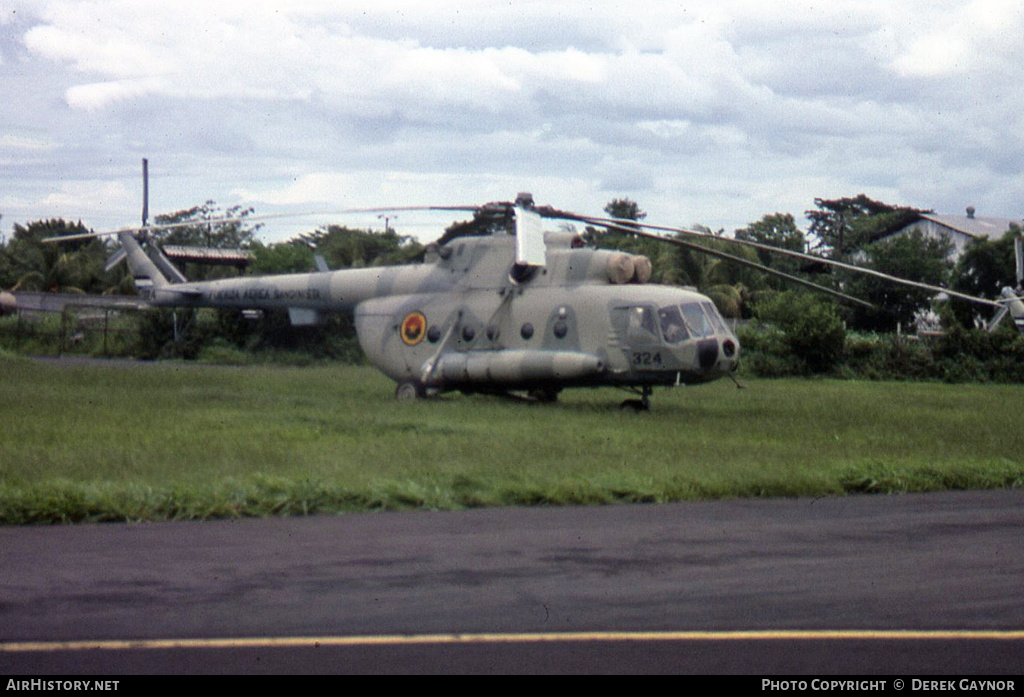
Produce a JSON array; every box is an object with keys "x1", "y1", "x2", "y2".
[{"x1": 2, "y1": 630, "x2": 1024, "y2": 652}]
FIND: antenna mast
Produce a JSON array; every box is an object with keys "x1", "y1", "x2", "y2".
[{"x1": 142, "y1": 158, "x2": 149, "y2": 227}]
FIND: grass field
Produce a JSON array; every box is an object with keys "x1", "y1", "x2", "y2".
[{"x1": 1, "y1": 356, "x2": 1022, "y2": 523}]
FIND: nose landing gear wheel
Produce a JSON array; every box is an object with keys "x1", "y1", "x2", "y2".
[
  {"x1": 395, "y1": 379, "x2": 427, "y2": 401},
  {"x1": 619, "y1": 386, "x2": 652, "y2": 411}
]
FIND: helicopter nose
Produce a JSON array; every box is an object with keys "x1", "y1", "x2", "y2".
[
  {"x1": 697, "y1": 339, "x2": 718, "y2": 371},
  {"x1": 722, "y1": 337, "x2": 740, "y2": 372}
]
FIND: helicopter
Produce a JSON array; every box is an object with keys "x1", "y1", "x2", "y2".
[
  {"x1": 97, "y1": 194, "x2": 747, "y2": 411},
  {"x1": 44, "y1": 161, "x2": 1024, "y2": 409}
]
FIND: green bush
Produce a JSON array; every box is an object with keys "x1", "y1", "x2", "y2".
[
  {"x1": 131, "y1": 306, "x2": 366, "y2": 365},
  {"x1": 738, "y1": 308, "x2": 1024, "y2": 383},
  {"x1": 749, "y1": 292, "x2": 847, "y2": 373}
]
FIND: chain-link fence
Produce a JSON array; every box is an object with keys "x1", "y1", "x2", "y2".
[{"x1": 0, "y1": 294, "x2": 146, "y2": 357}]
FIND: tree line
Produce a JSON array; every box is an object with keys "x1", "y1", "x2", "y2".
[
  {"x1": 1, "y1": 195, "x2": 1022, "y2": 369},
  {"x1": 591, "y1": 195, "x2": 1020, "y2": 334}
]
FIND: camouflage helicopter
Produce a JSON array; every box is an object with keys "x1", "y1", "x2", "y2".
[{"x1": 46, "y1": 162, "x2": 1024, "y2": 409}]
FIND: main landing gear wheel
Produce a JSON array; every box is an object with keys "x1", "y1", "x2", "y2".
[
  {"x1": 619, "y1": 386, "x2": 653, "y2": 411},
  {"x1": 528, "y1": 388, "x2": 561, "y2": 403},
  {"x1": 395, "y1": 379, "x2": 426, "y2": 401}
]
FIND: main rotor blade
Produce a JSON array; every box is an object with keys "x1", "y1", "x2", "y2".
[
  {"x1": 42, "y1": 206, "x2": 487, "y2": 244},
  {"x1": 41, "y1": 212, "x2": 295, "y2": 243},
  {"x1": 335, "y1": 205, "x2": 483, "y2": 214},
  {"x1": 599, "y1": 222, "x2": 875, "y2": 309},
  {"x1": 575, "y1": 213, "x2": 1004, "y2": 310}
]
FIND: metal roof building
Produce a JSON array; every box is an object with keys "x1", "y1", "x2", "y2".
[{"x1": 881, "y1": 208, "x2": 1017, "y2": 259}]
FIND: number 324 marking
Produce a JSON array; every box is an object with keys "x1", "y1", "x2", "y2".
[{"x1": 632, "y1": 351, "x2": 662, "y2": 366}]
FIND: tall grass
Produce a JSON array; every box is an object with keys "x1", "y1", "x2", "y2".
[{"x1": 1, "y1": 358, "x2": 1021, "y2": 523}]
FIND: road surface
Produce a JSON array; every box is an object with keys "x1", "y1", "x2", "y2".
[{"x1": 1, "y1": 490, "x2": 1021, "y2": 673}]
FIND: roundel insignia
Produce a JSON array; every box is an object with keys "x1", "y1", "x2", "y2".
[{"x1": 400, "y1": 312, "x2": 427, "y2": 346}]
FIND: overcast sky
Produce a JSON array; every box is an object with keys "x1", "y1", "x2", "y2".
[{"x1": 2, "y1": 0, "x2": 1023, "y2": 244}]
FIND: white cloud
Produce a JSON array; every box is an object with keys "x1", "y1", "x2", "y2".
[
  {"x1": 889, "y1": 0, "x2": 1024, "y2": 77},
  {"x1": 893, "y1": 32, "x2": 971, "y2": 78},
  {"x1": 3, "y1": 0, "x2": 1024, "y2": 244},
  {"x1": 0, "y1": 133, "x2": 55, "y2": 150},
  {"x1": 234, "y1": 172, "x2": 366, "y2": 207},
  {"x1": 40, "y1": 180, "x2": 133, "y2": 213},
  {"x1": 65, "y1": 77, "x2": 164, "y2": 110}
]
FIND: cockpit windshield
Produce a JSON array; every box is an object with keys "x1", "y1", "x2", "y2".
[{"x1": 634, "y1": 301, "x2": 729, "y2": 346}]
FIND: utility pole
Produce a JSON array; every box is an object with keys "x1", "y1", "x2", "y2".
[{"x1": 378, "y1": 214, "x2": 397, "y2": 234}]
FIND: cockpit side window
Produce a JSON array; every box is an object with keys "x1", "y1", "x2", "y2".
[
  {"x1": 701, "y1": 301, "x2": 730, "y2": 335},
  {"x1": 626, "y1": 306, "x2": 659, "y2": 342},
  {"x1": 681, "y1": 302, "x2": 713, "y2": 338},
  {"x1": 658, "y1": 305, "x2": 690, "y2": 344}
]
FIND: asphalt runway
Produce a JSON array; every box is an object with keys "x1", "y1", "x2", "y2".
[{"x1": 1, "y1": 490, "x2": 1022, "y2": 674}]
